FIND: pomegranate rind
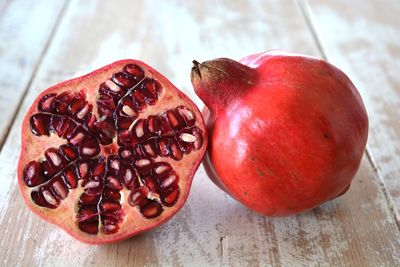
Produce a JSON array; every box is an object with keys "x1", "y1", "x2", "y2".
[{"x1": 18, "y1": 59, "x2": 207, "y2": 244}]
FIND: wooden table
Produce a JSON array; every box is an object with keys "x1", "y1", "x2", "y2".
[{"x1": 0, "y1": 0, "x2": 399, "y2": 266}]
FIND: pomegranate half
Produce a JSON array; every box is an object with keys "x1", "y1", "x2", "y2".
[
  {"x1": 18, "y1": 60, "x2": 207, "y2": 244},
  {"x1": 191, "y1": 51, "x2": 368, "y2": 216}
]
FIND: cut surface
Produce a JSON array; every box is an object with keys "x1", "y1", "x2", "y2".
[{"x1": 18, "y1": 60, "x2": 207, "y2": 244}]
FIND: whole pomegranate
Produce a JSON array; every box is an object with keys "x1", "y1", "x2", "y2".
[
  {"x1": 191, "y1": 51, "x2": 368, "y2": 216},
  {"x1": 18, "y1": 60, "x2": 207, "y2": 244}
]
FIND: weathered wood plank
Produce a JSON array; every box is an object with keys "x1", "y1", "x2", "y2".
[
  {"x1": 0, "y1": 0, "x2": 67, "y2": 149},
  {"x1": 0, "y1": 0, "x2": 399, "y2": 266},
  {"x1": 304, "y1": 0, "x2": 400, "y2": 222},
  {"x1": 0, "y1": 0, "x2": 12, "y2": 15}
]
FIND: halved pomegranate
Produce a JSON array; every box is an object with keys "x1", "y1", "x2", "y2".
[{"x1": 18, "y1": 60, "x2": 207, "y2": 244}]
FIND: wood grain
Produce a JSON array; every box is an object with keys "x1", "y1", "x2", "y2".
[
  {"x1": 304, "y1": 0, "x2": 400, "y2": 222},
  {"x1": 0, "y1": 0, "x2": 399, "y2": 266},
  {"x1": 0, "y1": 0, "x2": 67, "y2": 149}
]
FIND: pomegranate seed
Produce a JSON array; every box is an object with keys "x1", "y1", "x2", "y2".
[
  {"x1": 128, "y1": 186, "x2": 149, "y2": 206},
  {"x1": 103, "y1": 188, "x2": 121, "y2": 201},
  {"x1": 133, "y1": 144, "x2": 145, "y2": 157},
  {"x1": 45, "y1": 149, "x2": 63, "y2": 167},
  {"x1": 122, "y1": 105, "x2": 136, "y2": 117},
  {"x1": 61, "y1": 167, "x2": 78, "y2": 189},
  {"x1": 140, "y1": 200, "x2": 163, "y2": 218},
  {"x1": 105, "y1": 80, "x2": 122, "y2": 93},
  {"x1": 76, "y1": 103, "x2": 91, "y2": 120},
  {"x1": 106, "y1": 176, "x2": 123, "y2": 190},
  {"x1": 30, "y1": 191, "x2": 50, "y2": 208},
  {"x1": 141, "y1": 78, "x2": 160, "y2": 100},
  {"x1": 23, "y1": 161, "x2": 43, "y2": 187},
  {"x1": 59, "y1": 144, "x2": 78, "y2": 161},
  {"x1": 158, "y1": 114, "x2": 172, "y2": 135},
  {"x1": 112, "y1": 72, "x2": 135, "y2": 88},
  {"x1": 119, "y1": 147, "x2": 133, "y2": 160},
  {"x1": 132, "y1": 89, "x2": 146, "y2": 104},
  {"x1": 101, "y1": 200, "x2": 121, "y2": 212},
  {"x1": 68, "y1": 98, "x2": 86, "y2": 114},
  {"x1": 99, "y1": 82, "x2": 121, "y2": 98},
  {"x1": 51, "y1": 177, "x2": 69, "y2": 200},
  {"x1": 116, "y1": 116, "x2": 135, "y2": 132},
  {"x1": 78, "y1": 221, "x2": 99, "y2": 235},
  {"x1": 134, "y1": 158, "x2": 154, "y2": 175},
  {"x1": 97, "y1": 96, "x2": 116, "y2": 115},
  {"x1": 130, "y1": 96, "x2": 146, "y2": 112},
  {"x1": 87, "y1": 114, "x2": 96, "y2": 128},
  {"x1": 167, "y1": 110, "x2": 185, "y2": 129},
  {"x1": 134, "y1": 119, "x2": 145, "y2": 138},
  {"x1": 110, "y1": 160, "x2": 120, "y2": 170},
  {"x1": 103, "y1": 223, "x2": 119, "y2": 234},
  {"x1": 41, "y1": 160, "x2": 55, "y2": 178},
  {"x1": 59, "y1": 118, "x2": 77, "y2": 139},
  {"x1": 69, "y1": 129, "x2": 86, "y2": 145},
  {"x1": 42, "y1": 188, "x2": 60, "y2": 208},
  {"x1": 153, "y1": 162, "x2": 172, "y2": 175},
  {"x1": 142, "y1": 177, "x2": 157, "y2": 192},
  {"x1": 157, "y1": 137, "x2": 171, "y2": 157},
  {"x1": 170, "y1": 139, "x2": 183, "y2": 160},
  {"x1": 79, "y1": 193, "x2": 100, "y2": 205},
  {"x1": 180, "y1": 133, "x2": 197, "y2": 143},
  {"x1": 177, "y1": 106, "x2": 195, "y2": 126},
  {"x1": 123, "y1": 64, "x2": 145, "y2": 81},
  {"x1": 146, "y1": 115, "x2": 158, "y2": 135},
  {"x1": 192, "y1": 128, "x2": 203, "y2": 150},
  {"x1": 78, "y1": 162, "x2": 89, "y2": 179},
  {"x1": 54, "y1": 92, "x2": 72, "y2": 114},
  {"x1": 118, "y1": 130, "x2": 138, "y2": 146},
  {"x1": 136, "y1": 158, "x2": 151, "y2": 167},
  {"x1": 95, "y1": 117, "x2": 116, "y2": 145},
  {"x1": 103, "y1": 208, "x2": 124, "y2": 222},
  {"x1": 85, "y1": 181, "x2": 100, "y2": 190},
  {"x1": 77, "y1": 205, "x2": 98, "y2": 220},
  {"x1": 142, "y1": 140, "x2": 157, "y2": 158},
  {"x1": 160, "y1": 174, "x2": 178, "y2": 188},
  {"x1": 38, "y1": 93, "x2": 56, "y2": 112},
  {"x1": 50, "y1": 116, "x2": 66, "y2": 137},
  {"x1": 30, "y1": 114, "x2": 51, "y2": 136},
  {"x1": 92, "y1": 160, "x2": 106, "y2": 177},
  {"x1": 160, "y1": 187, "x2": 180, "y2": 207},
  {"x1": 123, "y1": 167, "x2": 137, "y2": 187}
]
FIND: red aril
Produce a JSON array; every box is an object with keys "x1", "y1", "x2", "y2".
[
  {"x1": 18, "y1": 60, "x2": 207, "y2": 244},
  {"x1": 191, "y1": 50, "x2": 368, "y2": 216}
]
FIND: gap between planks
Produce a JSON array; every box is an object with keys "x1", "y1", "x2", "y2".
[
  {"x1": 297, "y1": 0, "x2": 400, "y2": 230},
  {"x1": 0, "y1": 0, "x2": 12, "y2": 16},
  {"x1": 0, "y1": 0, "x2": 71, "y2": 151}
]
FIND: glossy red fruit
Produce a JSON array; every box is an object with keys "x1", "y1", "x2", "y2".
[
  {"x1": 18, "y1": 60, "x2": 207, "y2": 244},
  {"x1": 191, "y1": 50, "x2": 368, "y2": 216}
]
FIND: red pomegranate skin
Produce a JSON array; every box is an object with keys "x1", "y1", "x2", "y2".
[{"x1": 191, "y1": 51, "x2": 369, "y2": 216}]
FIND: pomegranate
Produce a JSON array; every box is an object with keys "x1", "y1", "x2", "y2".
[
  {"x1": 191, "y1": 50, "x2": 368, "y2": 216},
  {"x1": 18, "y1": 60, "x2": 207, "y2": 244}
]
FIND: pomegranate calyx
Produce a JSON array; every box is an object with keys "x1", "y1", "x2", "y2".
[{"x1": 191, "y1": 58, "x2": 256, "y2": 113}]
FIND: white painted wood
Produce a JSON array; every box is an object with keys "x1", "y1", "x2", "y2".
[
  {"x1": 0, "y1": 0, "x2": 11, "y2": 15},
  {"x1": 305, "y1": 0, "x2": 400, "y2": 221},
  {"x1": 0, "y1": 0, "x2": 66, "y2": 148},
  {"x1": 0, "y1": 0, "x2": 399, "y2": 266}
]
